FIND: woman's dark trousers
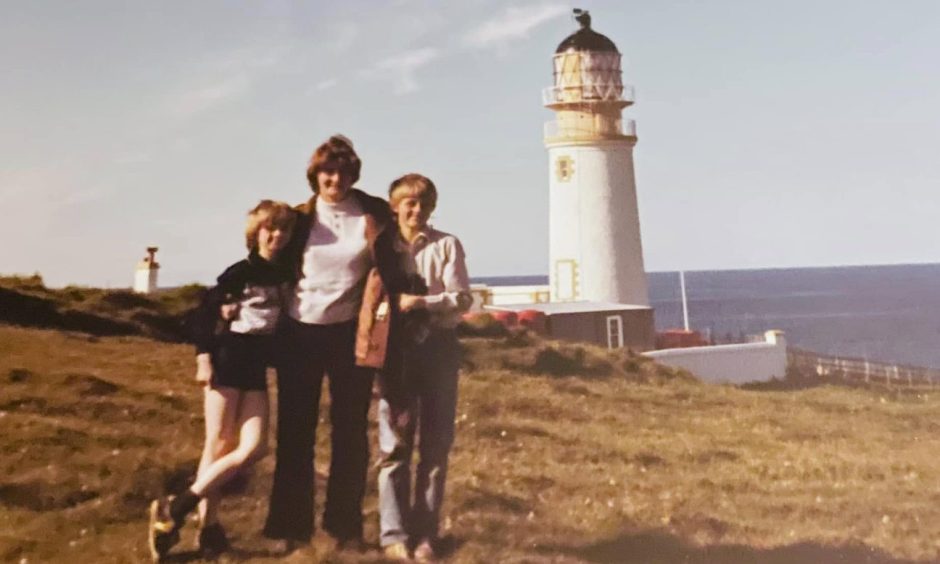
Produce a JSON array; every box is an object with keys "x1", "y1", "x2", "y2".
[{"x1": 263, "y1": 317, "x2": 374, "y2": 542}]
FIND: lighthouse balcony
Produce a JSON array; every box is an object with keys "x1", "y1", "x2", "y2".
[
  {"x1": 544, "y1": 118, "x2": 636, "y2": 142},
  {"x1": 542, "y1": 84, "x2": 634, "y2": 108}
]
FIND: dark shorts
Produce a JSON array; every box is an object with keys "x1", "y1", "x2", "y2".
[{"x1": 212, "y1": 332, "x2": 272, "y2": 392}]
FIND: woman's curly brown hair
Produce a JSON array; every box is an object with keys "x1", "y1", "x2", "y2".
[{"x1": 306, "y1": 135, "x2": 361, "y2": 193}]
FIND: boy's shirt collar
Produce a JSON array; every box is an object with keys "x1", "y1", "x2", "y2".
[
  {"x1": 413, "y1": 226, "x2": 432, "y2": 244},
  {"x1": 397, "y1": 226, "x2": 433, "y2": 251}
]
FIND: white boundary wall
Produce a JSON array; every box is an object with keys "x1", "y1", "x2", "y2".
[
  {"x1": 469, "y1": 284, "x2": 549, "y2": 311},
  {"x1": 645, "y1": 331, "x2": 787, "y2": 384}
]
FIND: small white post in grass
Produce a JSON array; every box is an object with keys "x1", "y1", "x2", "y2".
[{"x1": 679, "y1": 270, "x2": 690, "y2": 331}]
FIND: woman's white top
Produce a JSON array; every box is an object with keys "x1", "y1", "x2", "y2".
[{"x1": 288, "y1": 196, "x2": 371, "y2": 324}]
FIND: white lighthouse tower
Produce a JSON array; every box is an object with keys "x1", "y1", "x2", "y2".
[
  {"x1": 133, "y1": 246, "x2": 160, "y2": 294},
  {"x1": 544, "y1": 10, "x2": 649, "y2": 306}
]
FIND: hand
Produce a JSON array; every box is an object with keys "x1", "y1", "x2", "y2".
[
  {"x1": 220, "y1": 302, "x2": 240, "y2": 321},
  {"x1": 455, "y1": 292, "x2": 473, "y2": 312},
  {"x1": 398, "y1": 294, "x2": 426, "y2": 312},
  {"x1": 195, "y1": 353, "x2": 213, "y2": 387}
]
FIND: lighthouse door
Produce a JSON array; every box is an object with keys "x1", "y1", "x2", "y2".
[
  {"x1": 606, "y1": 315, "x2": 624, "y2": 349},
  {"x1": 555, "y1": 259, "x2": 579, "y2": 301}
]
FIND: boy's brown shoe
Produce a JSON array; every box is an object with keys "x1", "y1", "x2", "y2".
[{"x1": 147, "y1": 496, "x2": 180, "y2": 562}]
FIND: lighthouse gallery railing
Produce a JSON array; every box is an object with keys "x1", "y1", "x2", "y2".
[{"x1": 544, "y1": 118, "x2": 636, "y2": 140}]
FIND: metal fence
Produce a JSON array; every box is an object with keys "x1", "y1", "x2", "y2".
[{"x1": 788, "y1": 348, "x2": 940, "y2": 388}]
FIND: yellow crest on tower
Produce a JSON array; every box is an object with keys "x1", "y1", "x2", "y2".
[{"x1": 555, "y1": 155, "x2": 574, "y2": 182}]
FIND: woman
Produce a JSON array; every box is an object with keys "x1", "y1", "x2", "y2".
[{"x1": 263, "y1": 135, "x2": 407, "y2": 550}]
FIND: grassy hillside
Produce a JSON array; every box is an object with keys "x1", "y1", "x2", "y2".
[
  {"x1": 2, "y1": 324, "x2": 940, "y2": 563},
  {"x1": 0, "y1": 275, "x2": 203, "y2": 341}
]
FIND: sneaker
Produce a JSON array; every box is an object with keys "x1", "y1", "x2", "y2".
[
  {"x1": 413, "y1": 539, "x2": 436, "y2": 563},
  {"x1": 147, "y1": 496, "x2": 180, "y2": 562},
  {"x1": 197, "y1": 522, "x2": 231, "y2": 560},
  {"x1": 383, "y1": 542, "x2": 411, "y2": 561}
]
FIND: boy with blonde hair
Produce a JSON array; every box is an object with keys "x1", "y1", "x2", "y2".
[
  {"x1": 378, "y1": 173, "x2": 472, "y2": 561},
  {"x1": 148, "y1": 200, "x2": 296, "y2": 561}
]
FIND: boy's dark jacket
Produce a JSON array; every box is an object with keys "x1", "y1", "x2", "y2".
[{"x1": 188, "y1": 251, "x2": 291, "y2": 355}]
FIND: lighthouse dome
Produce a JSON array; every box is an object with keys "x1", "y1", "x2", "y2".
[{"x1": 555, "y1": 11, "x2": 618, "y2": 54}]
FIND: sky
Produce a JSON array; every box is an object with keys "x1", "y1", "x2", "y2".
[{"x1": 2, "y1": 0, "x2": 939, "y2": 288}]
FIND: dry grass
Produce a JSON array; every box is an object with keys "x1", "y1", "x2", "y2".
[{"x1": 2, "y1": 325, "x2": 940, "y2": 563}]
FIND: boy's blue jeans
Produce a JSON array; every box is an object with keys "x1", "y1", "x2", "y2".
[{"x1": 378, "y1": 329, "x2": 460, "y2": 547}]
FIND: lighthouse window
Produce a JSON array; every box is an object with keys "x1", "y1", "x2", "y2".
[{"x1": 555, "y1": 156, "x2": 574, "y2": 182}]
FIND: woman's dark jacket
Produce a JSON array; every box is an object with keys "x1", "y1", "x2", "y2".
[
  {"x1": 282, "y1": 189, "x2": 425, "y2": 397},
  {"x1": 282, "y1": 189, "x2": 410, "y2": 296}
]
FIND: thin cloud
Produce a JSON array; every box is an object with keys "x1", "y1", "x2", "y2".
[
  {"x1": 0, "y1": 167, "x2": 60, "y2": 207},
  {"x1": 171, "y1": 73, "x2": 251, "y2": 117},
  {"x1": 315, "y1": 78, "x2": 339, "y2": 92},
  {"x1": 215, "y1": 44, "x2": 289, "y2": 72},
  {"x1": 59, "y1": 185, "x2": 113, "y2": 207},
  {"x1": 362, "y1": 47, "x2": 440, "y2": 94},
  {"x1": 464, "y1": 2, "x2": 568, "y2": 48},
  {"x1": 0, "y1": 163, "x2": 113, "y2": 234},
  {"x1": 166, "y1": 44, "x2": 289, "y2": 118},
  {"x1": 324, "y1": 22, "x2": 359, "y2": 54}
]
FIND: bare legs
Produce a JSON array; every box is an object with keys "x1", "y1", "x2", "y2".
[{"x1": 193, "y1": 387, "x2": 269, "y2": 526}]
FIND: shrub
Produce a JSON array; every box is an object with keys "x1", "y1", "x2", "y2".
[
  {"x1": 533, "y1": 346, "x2": 585, "y2": 375},
  {"x1": 501, "y1": 328, "x2": 536, "y2": 349},
  {"x1": 0, "y1": 273, "x2": 45, "y2": 292},
  {"x1": 458, "y1": 313, "x2": 509, "y2": 338}
]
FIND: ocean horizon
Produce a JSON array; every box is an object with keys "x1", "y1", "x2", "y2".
[{"x1": 472, "y1": 263, "x2": 940, "y2": 369}]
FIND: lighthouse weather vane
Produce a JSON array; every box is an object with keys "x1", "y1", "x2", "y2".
[{"x1": 573, "y1": 8, "x2": 591, "y2": 28}]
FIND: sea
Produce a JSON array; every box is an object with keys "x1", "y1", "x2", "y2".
[{"x1": 474, "y1": 263, "x2": 940, "y2": 369}]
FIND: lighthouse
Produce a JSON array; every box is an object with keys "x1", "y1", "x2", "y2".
[
  {"x1": 469, "y1": 9, "x2": 656, "y2": 350},
  {"x1": 544, "y1": 9, "x2": 649, "y2": 307},
  {"x1": 133, "y1": 246, "x2": 160, "y2": 294}
]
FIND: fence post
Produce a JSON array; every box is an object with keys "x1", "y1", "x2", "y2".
[{"x1": 865, "y1": 360, "x2": 870, "y2": 383}]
